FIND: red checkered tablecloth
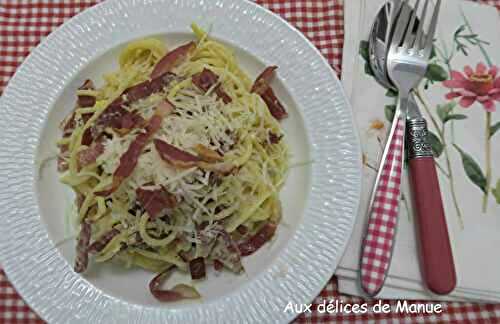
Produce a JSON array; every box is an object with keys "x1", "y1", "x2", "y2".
[{"x1": 1, "y1": 1, "x2": 500, "y2": 323}]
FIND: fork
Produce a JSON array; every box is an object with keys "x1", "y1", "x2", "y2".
[{"x1": 360, "y1": 0, "x2": 442, "y2": 297}]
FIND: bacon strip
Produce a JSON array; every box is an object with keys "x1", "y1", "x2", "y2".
[
  {"x1": 238, "y1": 222, "x2": 277, "y2": 256},
  {"x1": 92, "y1": 73, "x2": 175, "y2": 140},
  {"x1": 136, "y1": 186, "x2": 177, "y2": 220},
  {"x1": 251, "y1": 66, "x2": 288, "y2": 120},
  {"x1": 95, "y1": 101, "x2": 173, "y2": 197},
  {"x1": 192, "y1": 68, "x2": 232, "y2": 104},
  {"x1": 149, "y1": 267, "x2": 201, "y2": 302},
  {"x1": 151, "y1": 42, "x2": 196, "y2": 79},
  {"x1": 189, "y1": 257, "x2": 206, "y2": 280},
  {"x1": 77, "y1": 141, "x2": 105, "y2": 170},
  {"x1": 154, "y1": 139, "x2": 201, "y2": 168},
  {"x1": 87, "y1": 228, "x2": 120, "y2": 254},
  {"x1": 74, "y1": 222, "x2": 91, "y2": 273},
  {"x1": 155, "y1": 140, "x2": 236, "y2": 176}
]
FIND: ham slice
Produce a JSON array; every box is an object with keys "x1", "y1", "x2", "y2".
[
  {"x1": 251, "y1": 66, "x2": 288, "y2": 120},
  {"x1": 154, "y1": 139, "x2": 201, "y2": 168},
  {"x1": 155, "y1": 140, "x2": 235, "y2": 175},
  {"x1": 192, "y1": 68, "x2": 232, "y2": 104},
  {"x1": 136, "y1": 186, "x2": 177, "y2": 220},
  {"x1": 237, "y1": 222, "x2": 277, "y2": 256},
  {"x1": 189, "y1": 257, "x2": 206, "y2": 280},
  {"x1": 95, "y1": 101, "x2": 174, "y2": 197},
  {"x1": 151, "y1": 42, "x2": 196, "y2": 79},
  {"x1": 87, "y1": 228, "x2": 120, "y2": 254},
  {"x1": 92, "y1": 73, "x2": 176, "y2": 140},
  {"x1": 74, "y1": 222, "x2": 91, "y2": 273},
  {"x1": 149, "y1": 267, "x2": 201, "y2": 302}
]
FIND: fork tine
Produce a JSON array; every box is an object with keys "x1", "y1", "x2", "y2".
[
  {"x1": 390, "y1": 1, "x2": 412, "y2": 50},
  {"x1": 414, "y1": 0, "x2": 430, "y2": 50},
  {"x1": 423, "y1": 0, "x2": 441, "y2": 57},
  {"x1": 404, "y1": 0, "x2": 421, "y2": 48}
]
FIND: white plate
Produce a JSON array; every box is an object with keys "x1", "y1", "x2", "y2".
[{"x1": 0, "y1": 0, "x2": 361, "y2": 323}]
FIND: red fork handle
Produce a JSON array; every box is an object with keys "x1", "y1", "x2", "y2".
[
  {"x1": 409, "y1": 157, "x2": 456, "y2": 295},
  {"x1": 407, "y1": 119, "x2": 456, "y2": 295}
]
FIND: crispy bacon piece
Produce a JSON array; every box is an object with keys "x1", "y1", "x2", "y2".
[
  {"x1": 251, "y1": 66, "x2": 277, "y2": 94},
  {"x1": 77, "y1": 79, "x2": 96, "y2": 108},
  {"x1": 251, "y1": 66, "x2": 288, "y2": 120},
  {"x1": 192, "y1": 68, "x2": 232, "y2": 104},
  {"x1": 151, "y1": 42, "x2": 196, "y2": 79},
  {"x1": 238, "y1": 222, "x2": 277, "y2": 256},
  {"x1": 154, "y1": 139, "x2": 201, "y2": 168},
  {"x1": 77, "y1": 141, "x2": 105, "y2": 170},
  {"x1": 193, "y1": 144, "x2": 223, "y2": 163},
  {"x1": 87, "y1": 228, "x2": 120, "y2": 254},
  {"x1": 74, "y1": 222, "x2": 91, "y2": 273},
  {"x1": 95, "y1": 101, "x2": 173, "y2": 197},
  {"x1": 92, "y1": 73, "x2": 175, "y2": 139},
  {"x1": 189, "y1": 257, "x2": 206, "y2": 280},
  {"x1": 149, "y1": 267, "x2": 201, "y2": 302},
  {"x1": 155, "y1": 140, "x2": 236, "y2": 175},
  {"x1": 136, "y1": 186, "x2": 177, "y2": 220}
]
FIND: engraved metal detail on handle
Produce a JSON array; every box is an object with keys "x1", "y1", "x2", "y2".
[{"x1": 407, "y1": 119, "x2": 433, "y2": 159}]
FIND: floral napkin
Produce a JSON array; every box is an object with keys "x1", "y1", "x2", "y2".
[{"x1": 339, "y1": 0, "x2": 500, "y2": 301}]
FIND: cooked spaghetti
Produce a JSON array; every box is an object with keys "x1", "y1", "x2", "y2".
[{"x1": 57, "y1": 24, "x2": 289, "y2": 301}]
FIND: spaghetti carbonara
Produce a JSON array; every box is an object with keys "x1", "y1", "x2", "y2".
[{"x1": 57, "y1": 24, "x2": 289, "y2": 301}]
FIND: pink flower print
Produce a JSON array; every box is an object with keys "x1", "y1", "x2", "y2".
[{"x1": 443, "y1": 63, "x2": 500, "y2": 112}]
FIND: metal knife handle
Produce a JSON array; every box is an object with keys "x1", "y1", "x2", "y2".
[
  {"x1": 407, "y1": 118, "x2": 457, "y2": 295},
  {"x1": 360, "y1": 110, "x2": 405, "y2": 297}
]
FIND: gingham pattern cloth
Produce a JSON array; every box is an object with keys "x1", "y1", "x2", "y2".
[
  {"x1": 1, "y1": 1, "x2": 500, "y2": 323},
  {"x1": 360, "y1": 116, "x2": 405, "y2": 297}
]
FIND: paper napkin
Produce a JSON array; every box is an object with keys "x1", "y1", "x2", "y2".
[{"x1": 339, "y1": 0, "x2": 500, "y2": 301}]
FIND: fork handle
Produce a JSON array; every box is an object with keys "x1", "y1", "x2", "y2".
[
  {"x1": 360, "y1": 111, "x2": 405, "y2": 297},
  {"x1": 407, "y1": 118, "x2": 456, "y2": 295}
]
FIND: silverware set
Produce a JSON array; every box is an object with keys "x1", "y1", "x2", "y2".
[{"x1": 360, "y1": 0, "x2": 456, "y2": 297}]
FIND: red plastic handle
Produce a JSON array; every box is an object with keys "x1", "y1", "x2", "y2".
[
  {"x1": 360, "y1": 116, "x2": 405, "y2": 296},
  {"x1": 409, "y1": 157, "x2": 456, "y2": 295}
]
